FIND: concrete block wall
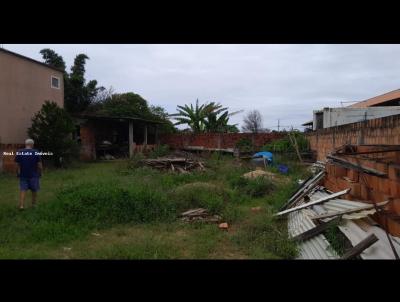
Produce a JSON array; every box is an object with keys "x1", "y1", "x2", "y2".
[{"x1": 159, "y1": 132, "x2": 284, "y2": 150}]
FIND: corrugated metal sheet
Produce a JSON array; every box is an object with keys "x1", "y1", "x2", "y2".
[
  {"x1": 338, "y1": 219, "x2": 400, "y2": 259},
  {"x1": 307, "y1": 190, "x2": 378, "y2": 220},
  {"x1": 288, "y1": 210, "x2": 338, "y2": 259},
  {"x1": 285, "y1": 182, "x2": 400, "y2": 259}
]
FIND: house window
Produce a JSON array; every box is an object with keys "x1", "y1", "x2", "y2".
[{"x1": 51, "y1": 76, "x2": 60, "y2": 89}]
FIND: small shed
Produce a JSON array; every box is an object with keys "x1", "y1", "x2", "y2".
[{"x1": 74, "y1": 114, "x2": 165, "y2": 160}]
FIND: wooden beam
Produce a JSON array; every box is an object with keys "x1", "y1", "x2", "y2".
[
  {"x1": 144, "y1": 125, "x2": 148, "y2": 145},
  {"x1": 310, "y1": 201, "x2": 389, "y2": 221},
  {"x1": 155, "y1": 126, "x2": 159, "y2": 145},
  {"x1": 280, "y1": 171, "x2": 326, "y2": 211},
  {"x1": 340, "y1": 234, "x2": 379, "y2": 259},
  {"x1": 129, "y1": 121, "x2": 133, "y2": 158},
  {"x1": 327, "y1": 155, "x2": 387, "y2": 177},
  {"x1": 292, "y1": 216, "x2": 341, "y2": 242},
  {"x1": 275, "y1": 188, "x2": 351, "y2": 216}
]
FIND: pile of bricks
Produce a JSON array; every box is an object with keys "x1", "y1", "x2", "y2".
[{"x1": 323, "y1": 145, "x2": 400, "y2": 236}]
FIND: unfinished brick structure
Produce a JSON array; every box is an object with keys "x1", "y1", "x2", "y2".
[
  {"x1": 306, "y1": 114, "x2": 400, "y2": 161},
  {"x1": 306, "y1": 115, "x2": 400, "y2": 236},
  {"x1": 159, "y1": 132, "x2": 284, "y2": 150}
]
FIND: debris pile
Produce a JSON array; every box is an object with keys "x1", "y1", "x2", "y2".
[
  {"x1": 278, "y1": 161, "x2": 400, "y2": 259},
  {"x1": 180, "y1": 208, "x2": 222, "y2": 223},
  {"x1": 141, "y1": 157, "x2": 206, "y2": 173},
  {"x1": 242, "y1": 169, "x2": 276, "y2": 180}
]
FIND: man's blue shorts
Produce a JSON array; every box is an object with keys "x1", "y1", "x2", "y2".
[{"x1": 19, "y1": 177, "x2": 40, "y2": 192}]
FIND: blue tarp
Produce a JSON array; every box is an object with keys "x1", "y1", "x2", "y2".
[{"x1": 252, "y1": 151, "x2": 273, "y2": 163}]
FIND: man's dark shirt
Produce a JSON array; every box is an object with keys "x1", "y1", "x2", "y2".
[{"x1": 14, "y1": 148, "x2": 41, "y2": 178}]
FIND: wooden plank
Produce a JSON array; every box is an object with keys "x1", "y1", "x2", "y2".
[
  {"x1": 280, "y1": 171, "x2": 325, "y2": 211},
  {"x1": 310, "y1": 201, "x2": 389, "y2": 220},
  {"x1": 327, "y1": 155, "x2": 387, "y2": 177},
  {"x1": 292, "y1": 216, "x2": 341, "y2": 242},
  {"x1": 275, "y1": 188, "x2": 351, "y2": 216},
  {"x1": 340, "y1": 234, "x2": 379, "y2": 259}
]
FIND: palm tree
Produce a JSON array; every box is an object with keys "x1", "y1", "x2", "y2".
[{"x1": 170, "y1": 99, "x2": 242, "y2": 133}]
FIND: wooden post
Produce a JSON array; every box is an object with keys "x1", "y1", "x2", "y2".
[
  {"x1": 155, "y1": 125, "x2": 159, "y2": 145},
  {"x1": 144, "y1": 124, "x2": 148, "y2": 145},
  {"x1": 129, "y1": 121, "x2": 133, "y2": 158}
]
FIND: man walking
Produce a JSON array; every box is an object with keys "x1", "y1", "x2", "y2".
[{"x1": 15, "y1": 139, "x2": 42, "y2": 209}]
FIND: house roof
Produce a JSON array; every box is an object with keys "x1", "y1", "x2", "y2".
[
  {"x1": 0, "y1": 47, "x2": 64, "y2": 73},
  {"x1": 75, "y1": 114, "x2": 166, "y2": 124},
  {"x1": 348, "y1": 89, "x2": 400, "y2": 108},
  {"x1": 301, "y1": 120, "x2": 313, "y2": 126}
]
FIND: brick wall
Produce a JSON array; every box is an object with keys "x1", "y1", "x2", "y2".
[
  {"x1": 159, "y1": 132, "x2": 284, "y2": 150},
  {"x1": 306, "y1": 114, "x2": 400, "y2": 161},
  {"x1": 323, "y1": 145, "x2": 400, "y2": 236}
]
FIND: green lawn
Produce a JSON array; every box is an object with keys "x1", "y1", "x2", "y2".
[{"x1": 0, "y1": 155, "x2": 308, "y2": 259}]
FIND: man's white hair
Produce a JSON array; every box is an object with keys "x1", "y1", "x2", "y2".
[{"x1": 25, "y1": 138, "x2": 34, "y2": 145}]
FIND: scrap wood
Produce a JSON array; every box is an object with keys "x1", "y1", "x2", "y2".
[
  {"x1": 275, "y1": 188, "x2": 351, "y2": 216},
  {"x1": 327, "y1": 155, "x2": 387, "y2": 177},
  {"x1": 292, "y1": 216, "x2": 341, "y2": 242},
  {"x1": 340, "y1": 234, "x2": 379, "y2": 260},
  {"x1": 310, "y1": 200, "x2": 389, "y2": 221},
  {"x1": 180, "y1": 208, "x2": 222, "y2": 223},
  {"x1": 141, "y1": 157, "x2": 205, "y2": 173},
  {"x1": 280, "y1": 170, "x2": 325, "y2": 211}
]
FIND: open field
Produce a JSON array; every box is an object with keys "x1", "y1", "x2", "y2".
[{"x1": 0, "y1": 154, "x2": 310, "y2": 259}]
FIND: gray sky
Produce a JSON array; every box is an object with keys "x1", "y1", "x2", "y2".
[{"x1": 5, "y1": 44, "x2": 400, "y2": 130}]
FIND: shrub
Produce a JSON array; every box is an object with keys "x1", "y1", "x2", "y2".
[
  {"x1": 28, "y1": 101, "x2": 78, "y2": 167},
  {"x1": 169, "y1": 182, "x2": 230, "y2": 214},
  {"x1": 127, "y1": 153, "x2": 146, "y2": 169},
  {"x1": 148, "y1": 144, "x2": 170, "y2": 158},
  {"x1": 235, "y1": 138, "x2": 253, "y2": 152},
  {"x1": 229, "y1": 175, "x2": 276, "y2": 197}
]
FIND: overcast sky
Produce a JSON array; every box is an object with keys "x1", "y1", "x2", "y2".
[{"x1": 4, "y1": 44, "x2": 400, "y2": 130}]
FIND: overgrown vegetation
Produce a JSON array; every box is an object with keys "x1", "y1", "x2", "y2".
[
  {"x1": 262, "y1": 131, "x2": 309, "y2": 153},
  {"x1": 0, "y1": 154, "x2": 309, "y2": 259},
  {"x1": 235, "y1": 137, "x2": 254, "y2": 152}
]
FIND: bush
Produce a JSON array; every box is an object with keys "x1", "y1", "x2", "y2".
[
  {"x1": 28, "y1": 101, "x2": 78, "y2": 167},
  {"x1": 169, "y1": 182, "x2": 230, "y2": 214},
  {"x1": 262, "y1": 131, "x2": 309, "y2": 153},
  {"x1": 235, "y1": 138, "x2": 253, "y2": 152},
  {"x1": 127, "y1": 153, "x2": 146, "y2": 169},
  {"x1": 229, "y1": 175, "x2": 276, "y2": 197},
  {"x1": 148, "y1": 144, "x2": 170, "y2": 158}
]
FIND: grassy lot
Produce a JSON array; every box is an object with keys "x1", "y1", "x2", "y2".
[{"x1": 0, "y1": 154, "x2": 310, "y2": 259}]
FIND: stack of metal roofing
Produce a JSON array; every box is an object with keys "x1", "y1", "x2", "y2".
[{"x1": 278, "y1": 166, "x2": 400, "y2": 259}]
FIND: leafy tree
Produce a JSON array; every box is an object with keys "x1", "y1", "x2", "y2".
[
  {"x1": 40, "y1": 49, "x2": 66, "y2": 71},
  {"x1": 242, "y1": 110, "x2": 263, "y2": 133},
  {"x1": 94, "y1": 92, "x2": 152, "y2": 118},
  {"x1": 204, "y1": 106, "x2": 242, "y2": 133},
  {"x1": 40, "y1": 49, "x2": 103, "y2": 114},
  {"x1": 28, "y1": 101, "x2": 77, "y2": 167}
]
